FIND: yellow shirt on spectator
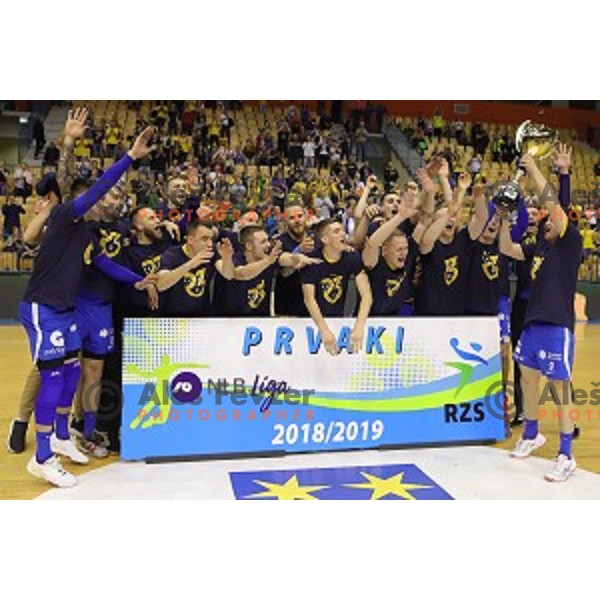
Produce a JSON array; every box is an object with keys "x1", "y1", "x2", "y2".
[{"x1": 583, "y1": 229, "x2": 595, "y2": 249}]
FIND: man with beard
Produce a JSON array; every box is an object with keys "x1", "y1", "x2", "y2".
[
  {"x1": 362, "y1": 204, "x2": 419, "y2": 316},
  {"x1": 155, "y1": 171, "x2": 200, "y2": 236},
  {"x1": 302, "y1": 219, "x2": 372, "y2": 355},
  {"x1": 70, "y1": 187, "x2": 159, "y2": 458},
  {"x1": 500, "y1": 154, "x2": 582, "y2": 482},
  {"x1": 273, "y1": 202, "x2": 316, "y2": 316},
  {"x1": 120, "y1": 206, "x2": 177, "y2": 317}
]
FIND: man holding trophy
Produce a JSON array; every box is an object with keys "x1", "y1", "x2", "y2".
[{"x1": 497, "y1": 123, "x2": 582, "y2": 482}]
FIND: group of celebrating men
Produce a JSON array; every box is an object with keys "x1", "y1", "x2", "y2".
[{"x1": 7, "y1": 107, "x2": 582, "y2": 487}]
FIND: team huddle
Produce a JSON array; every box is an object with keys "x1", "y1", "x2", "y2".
[{"x1": 8, "y1": 108, "x2": 583, "y2": 487}]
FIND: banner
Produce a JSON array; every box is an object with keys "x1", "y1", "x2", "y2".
[{"x1": 121, "y1": 317, "x2": 506, "y2": 460}]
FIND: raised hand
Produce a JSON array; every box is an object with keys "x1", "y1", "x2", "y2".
[
  {"x1": 366, "y1": 175, "x2": 378, "y2": 189},
  {"x1": 416, "y1": 168, "x2": 435, "y2": 195},
  {"x1": 64, "y1": 106, "x2": 89, "y2": 142},
  {"x1": 519, "y1": 153, "x2": 538, "y2": 174},
  {"x1": 553, "y1": 142, "x2": 572, "y2": 174},
  {"x1": 457, "y1": 172, "x2": 472, "y2": 191},
  {"x1": 299, "y1": 235, "x2": 315, "y2": 254},
  {"x1": 425, "y1": 155, "x2": 443, "y2": 178},
  {"x1": 191, "y1": 250, "x2": 214, "y2": 267},
  {"x1": 438, "y1": 158, "x2": 450, "y2": 179},
  {"x1": 216, "y1": 238, "x2": 234, "y2": 260},
  {"x1": 267, "y1": 240, "x2": 283, "y2": 263},
  {"x1": 129, "y1": 126, "x2": 156, "y2": 161}
]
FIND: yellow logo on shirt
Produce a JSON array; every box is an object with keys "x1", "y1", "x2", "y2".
[
  {"x1": 482, "y1": 253, "x2": 499, "y2": 281},
  {"x1": 248, "y1": 280, "x2": 266, "y2": 309},
  {"x1": 321, "y1": 275, "x2": 343, "y2": 304},
  {"x1": 141, "y1": 255, "x2": 161, "y2": 275},
  {"x1": 386, "y1": 273, "x2": 405, "y2": 297},
  {"x1": 83, "y1": 243, "x2": 93, "y2": 266},
  {"x1": 100, "y1": 229, "x2": 122, "y2": 258},
  {"x1": 531, "y1": 256, "x2": 544, "y2": 281},
  {"x1": 183, "y1": 267, "x2": 207, "y2": 298},
  {"x1": 444, "y1": 256, "x2": 459, "y2": 286}
]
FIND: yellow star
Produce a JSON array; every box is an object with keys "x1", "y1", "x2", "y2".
[
  {"x1": 245, "y1": 474, "x2": 329, "y2": 500},
  {"x1": 343, "y1": 471, "x2": 432, "y2": 500}
]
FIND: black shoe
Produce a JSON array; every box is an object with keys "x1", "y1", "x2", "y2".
[
  {"x1": 70, "y1": 417, "x2": 84, "y2": 437},
  {"x1": 510, "y1": 413, "x2": 524, "y2": 428},
  {"x1": 7, "y1": 420, "x2": 28, "y2": 454},
  {"x1": 574, "y1": 424, "x2": 581, "y2": 439},
  {"x1": 100, "y1": 429, "x2": 120, "y2": 455}
]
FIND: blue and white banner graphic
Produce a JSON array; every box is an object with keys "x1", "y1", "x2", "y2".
[{"x1": 121, "y1": 317, "x2": 506, "y2": 460}]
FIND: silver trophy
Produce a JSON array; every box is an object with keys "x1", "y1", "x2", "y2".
[{"x1": 492, "y1": 120, "x2": 558, "y2": 212}]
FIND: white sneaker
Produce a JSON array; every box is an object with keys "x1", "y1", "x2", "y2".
[
  {"x1": 27, "y1": 455, "x2": 77, "y2": 488},
  {"x1": 509, "y1": 433, "x2": 546, "y2": 459},
  {"x1": 545, "y1": 454, "x2": 577, "y2": 482},
  {"x1": 50, "y1": 434, "x2": 89, "y2": 465}
]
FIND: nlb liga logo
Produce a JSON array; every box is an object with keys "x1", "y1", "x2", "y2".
[{"x1": 128, "y1": 355, "x2": 304, "y2": 430}]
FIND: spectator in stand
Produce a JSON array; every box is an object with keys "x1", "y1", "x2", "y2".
[
  {"x1": 302, "y1": 136, "x2": 316, "y2": 168},
  {"x1": 2, "y1": 195, "x2": 26, "y2": 246},
  {"x1": 32, "y1": 116, "x2": 46, "y2": 159},
  {"x1": 355, "y1": 120, "x2": 368, "y2": 162},
  {"x1": 384, "y1": 160, "x2": 399, "y2": 192},
  {"x1": 469, "y1": 154, "x2": 483, "y2": 181},
  {"x1": 432, "y1": 109, "x2": 444, "y2": 141},
  {"x1": 105, "y1": 119, "x2": 122, "y2": 158},
  {"x1": 0, "y1": 163, "x2": 9, "y2": 196},
  {"x1": 13, "y1": 163, "x2": 33, "y2": 202}
]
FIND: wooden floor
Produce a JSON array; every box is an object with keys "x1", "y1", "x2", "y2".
[{"x1": 1, "y1": 322, "x2": 599, "y2": 500}]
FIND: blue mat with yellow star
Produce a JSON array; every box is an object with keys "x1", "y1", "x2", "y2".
[{"x1": 229, "y1": 464, "x2": 453, "y2": 500}]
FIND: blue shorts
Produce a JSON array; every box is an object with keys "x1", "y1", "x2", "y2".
[
  {"x1": 19, "y1": 302, "x2": 80, "y2": 365},
  {"x1": 498, "y1": 295, "x2": 511, "y2": 343},
  {"x1": 514, "y1": 321, "x2": 575, "y2": 381},
  {"x1": 74, "y1": 297, "x2": 114, "y2": 359}
]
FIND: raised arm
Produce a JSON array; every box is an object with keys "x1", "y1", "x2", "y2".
[
  {"x1": 437, "y1": 158, "x2": 453, "y2": 205},
  {"x1": 352, "y1": 205, "x2": 381, "y2": 251},
  {"x1": 57, "y1": 107, "x2": 88, "y2": 194},
  {"x1": 362, "y1": 206, "x2": 414, "y2": 268},
  {"x1": 467, "y1": 183, "x2": 489, "y2": 240},
  {"x1": 70, "y1": 126, "x2": 154, "y2": 219},
  {"x1": 23, "y1": 199, "x2": 55, "y2": 246},
  {"x1": 354, "y1": 175, "x2": 378, "y2": 221},
  {"x1": 214, "y1": 238, "x2": 235, "y2": 280},
  {"x1": 499, "y1": 217, "x2": 525, "y2": 260},
  {"x1": 419, "y1": 209, "x2": 450, "y2": 255},
  {"x1": 520, "y1": 154, "x2": 567, "y2": 234},
  {"x1": 554, "y1": 142, "x2": 572, "y2": 210},
  {"x1": 415, "y1": 168, "x2": 436, "y2": 217}
]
